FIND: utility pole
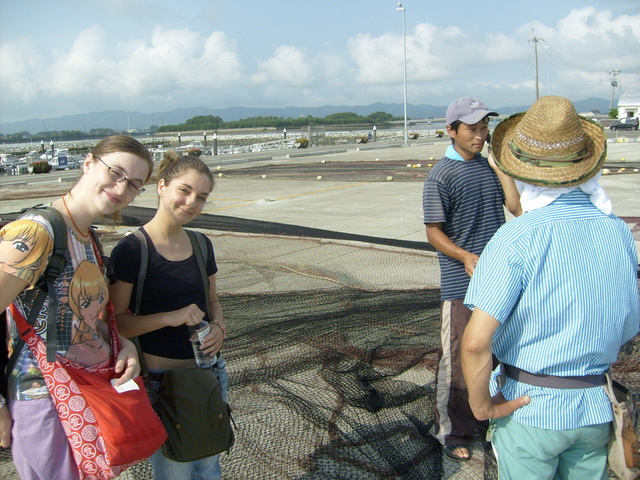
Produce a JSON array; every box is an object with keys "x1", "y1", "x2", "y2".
[
  {"x1": 609, "y1": 68, "x2": 622, "y2": 112},
  {"x1": 529, "y1": 30, "x2": 544, "y2": 100}
]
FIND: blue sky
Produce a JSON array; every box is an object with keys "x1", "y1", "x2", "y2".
[{"x1": 1, "y1": 0, "x2": 639, "y2": 124}]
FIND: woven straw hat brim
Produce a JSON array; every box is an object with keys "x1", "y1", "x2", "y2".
[{"x1": 492, "y1": 113, "x2": 607, "y2": 187}]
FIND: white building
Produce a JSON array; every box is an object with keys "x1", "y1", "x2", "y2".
[{"x1": 617, "y1": 87, "x2": 640, "y2": 118}]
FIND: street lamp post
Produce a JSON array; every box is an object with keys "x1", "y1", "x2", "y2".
[{"x1": 397, "y1": 3, "x2": 408, "y2": 147}]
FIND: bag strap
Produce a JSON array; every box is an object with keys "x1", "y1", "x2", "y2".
[
  {"x1": 186, "y1": 229, "x2": 211, "y2": 318},
  {"x1": 131, "y1": 229, "x2": 150, "y2": 375},
  {"x1": 187, "y1": 230, "x2": 221, "y2": 360},
  {"x1": 131, "y1": 229, "x2": 148, "y2": 317},
  {"x1": 603, "y1": 371, "x2": 632, "y2": 405},
  {"x1": 32, "y1": 207, "x2": 67, "y2": 362}
]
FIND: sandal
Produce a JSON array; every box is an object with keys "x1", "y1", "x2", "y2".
[{"x1": 443, "y1": 444, "x2": 471, "y2": 461}]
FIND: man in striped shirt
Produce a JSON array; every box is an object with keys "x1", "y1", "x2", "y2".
[
  {"x1": 462, "y1": 96, "x2": 639, "y2": 479},
  {"x1": 422, "y1": 97, "x2": 521, "y2": 461}
]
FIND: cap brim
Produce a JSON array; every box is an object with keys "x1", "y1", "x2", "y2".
[
  {"x1": 459, "y1": 110, "x2": 499, "y2": 125},
  {"x1": 491, "y1": 113, "x2": 607, "y2": 187}
]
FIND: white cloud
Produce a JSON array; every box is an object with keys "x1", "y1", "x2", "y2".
[
  {"x1": 252, "y1": 45, "x2": 312, "y2": 87},
  {"x1": 0, "y1": 36, "x2": 44, "y2": 104},
  {"x1": 1, "y1": 5, "x2": 640, "y2": 124},
  {"x1": 46, "y1": 27, "x2": 110, "y2": 98}
]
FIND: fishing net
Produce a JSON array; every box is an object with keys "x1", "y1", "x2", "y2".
[{"x1": 1, "y1": 209, "x2": 638, "y2": 480}]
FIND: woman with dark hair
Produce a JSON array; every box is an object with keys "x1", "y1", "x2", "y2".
[{"x1": 110, "y1": 151, "x2": 229, "y2": 480}]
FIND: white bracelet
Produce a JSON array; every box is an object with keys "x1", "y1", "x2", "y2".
[{"x1": 0, "y1": 394, "x2": 6, "y2": 409}]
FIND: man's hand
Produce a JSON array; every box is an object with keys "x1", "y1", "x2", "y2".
[
  {"x1": 487, "y1": 147, "x2": 502, "y2": 172},
  {"x1": 488, "y1": 148, "x2": 523, "y2": 217},
  {"x1": 463, "y1": 253, "x2": 480, "y2": 277},
  {"x1": 426, "y1": 224, "x2": 480, "y2": 276},
  {"x1": 462, "y1": 307, "x2": 529, "y2": 421},
  {"x1": 470, "y1": 391, "x2": 530, "y2": 421}
]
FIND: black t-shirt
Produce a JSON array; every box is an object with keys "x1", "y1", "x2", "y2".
[{"x1": 111, "y1": 228, "x2": 218, "y2": 359}]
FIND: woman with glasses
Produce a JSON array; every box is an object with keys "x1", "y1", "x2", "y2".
[
  {"x1": 0, "y1": 134, "x2": 154, "y2": 480},
  {"x1": 109, "y1": 151, "x2": 229, "y2": 480}
]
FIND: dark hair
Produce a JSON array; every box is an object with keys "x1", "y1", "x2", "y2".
[
  {"x1": 449, "y1": 120, "x2": 462, "y2": 143},
  {"x1": 157, "y1": 151, "x2": 214, "y2": 192},
  {"x1": 90, "y1": 135, "x2": 153, "y2": 182}
]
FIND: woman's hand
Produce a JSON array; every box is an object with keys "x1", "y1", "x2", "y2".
[
  {"x1": 113, "y1": 336, "x2": 140, "y2": 385},
  {"x1": 199, "y1": 322, "x2": 225, "y2": 357},
  {"x1": 164, "y1": 304, "x2": 205, "y2": 328},
  {"x1": 0, "y1": 405, "x2": 13, "y2": 449}
]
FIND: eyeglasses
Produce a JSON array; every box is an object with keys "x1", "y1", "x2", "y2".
[{"x1": 95, "y1": 156, "x2": 145, "y2": 194}]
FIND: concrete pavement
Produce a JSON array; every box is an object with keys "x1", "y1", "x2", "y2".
[
  {"x1": 1, "y1": 138, "x2": 639, "y2": 250},
  {"x1": 151, "y1": 139, "x2": 639, "y2": 251}
]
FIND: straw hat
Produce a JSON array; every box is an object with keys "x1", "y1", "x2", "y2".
[{"x1": 491, "y1": 96, "x2": 606, "y2": 187}]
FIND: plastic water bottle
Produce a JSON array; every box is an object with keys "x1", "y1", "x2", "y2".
[{"x1": 189, "y1": 321, "x2": 216, "y2": 368}]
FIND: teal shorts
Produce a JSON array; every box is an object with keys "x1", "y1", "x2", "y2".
[{"x1": 492, "y1": 416, "x2": 610, "y2": 480}]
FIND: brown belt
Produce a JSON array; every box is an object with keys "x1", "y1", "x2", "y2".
[{"x1": 502, "y1": 363, "x2": 606, "y2": 389}]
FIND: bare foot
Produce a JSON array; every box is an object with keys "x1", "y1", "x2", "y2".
[{"x1": 443, "y1": 444, "x2": 470, "y2": 461}]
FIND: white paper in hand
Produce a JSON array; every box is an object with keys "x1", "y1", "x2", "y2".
[{"x1": 111, "y1": 377, "x2": 140, "y2": 393}]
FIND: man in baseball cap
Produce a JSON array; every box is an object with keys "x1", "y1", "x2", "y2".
[{"x1": 422, "y1": 97, "x2": 520, "y2": 461}]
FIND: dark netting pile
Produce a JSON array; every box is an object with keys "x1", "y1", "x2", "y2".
[{"x1": 1, "y1": 207, "x2": 638, "y2": 480}]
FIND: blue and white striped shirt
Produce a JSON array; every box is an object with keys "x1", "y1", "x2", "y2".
[
  {"x1": 423, "y1": 146, "x2": 505, "y2": 300},
  {"x1": 465, "y1": 189, "x2": 640, "y2": 430}
]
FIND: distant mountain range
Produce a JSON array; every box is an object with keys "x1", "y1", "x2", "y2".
[{"x1": 0, "y1": 98, "x2": 612, "y2": 135}]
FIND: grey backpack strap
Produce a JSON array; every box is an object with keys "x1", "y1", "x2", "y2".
[
  {"x1": 30, "y1": 206, "x2": 67, "y2": 362},
  {"x1": 131, "y1": 229, "x2": 148, "y2": 316},
  {"x1": 186, "y1": 230, "x2": 211, "y2": 319},
  {"x1": 131, "y1": 229, "x2": 149, "y2": 375}
]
